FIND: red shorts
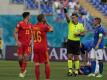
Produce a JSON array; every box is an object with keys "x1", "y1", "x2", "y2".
[
  {"x1": 17, "y1": 45, "x2": 31, "y2": 56},
  {"x1": 33, "y1": 48, "x2": 49, "y2": 63}
]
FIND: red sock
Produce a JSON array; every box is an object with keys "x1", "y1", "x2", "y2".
[
  {"x1": 45, "y1": 64, "x2": 50, "y2": 79},
  {"x1": 19, "y1": 60, "x2": 22, "y2": 68},
  {"x1": 35, "y1": 65, "x2": 40, "y2": 80},
  {"x1": 21, "y1": 61, "x2": 27, "y2": 73}
]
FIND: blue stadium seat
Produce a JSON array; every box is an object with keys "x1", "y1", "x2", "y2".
[
  {"x1": 97, "y1": 4, "x2": 102, "y2": 10},
  {"x1": 101, "y1": 6, "x2": 106, "y2": 13},
  {"x1": 25, "y1": 0, "x2": 38, "y2": 9},
  {"x1": 94, "y1": 2, "x2": 100, "y2": 8},
  {"x1": 11, "y1": 0, "x2": 24, "y2": 4},
  {"x1": 91, "y1": 0, "x2": 96, "y2": 5},
  {"x1": 89, "y1": 0, "x2": 107, "y2": 16},
  {"x1": 40, "y1": 3, "x2": 53, "y2": 14}
]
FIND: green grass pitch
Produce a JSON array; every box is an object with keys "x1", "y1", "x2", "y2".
[{"x1": 0, "y1": 61, "x2": 107, "y2": 80}]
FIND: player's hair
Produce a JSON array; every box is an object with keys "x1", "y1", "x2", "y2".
[
  {"x1": 37, "y1": 14, "x2": 44, "y2": 22},
  {"x1": 22, "y1": 12, "x2": 30, "y2": 19},
  {"x1": 72, "y1": 13, "x2": 78, "y2": 17},
  {"x1": 94, "y1": 17, "x2": 101, "y2": 24}
]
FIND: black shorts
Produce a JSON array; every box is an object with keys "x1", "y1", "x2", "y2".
[{"x1": 67, "y1": 40, "x2": 80, "y2": 55}]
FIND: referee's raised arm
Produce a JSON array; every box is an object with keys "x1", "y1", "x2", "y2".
[{"x1": 64, "y1": 7, "x2": 70, "y2": 23}]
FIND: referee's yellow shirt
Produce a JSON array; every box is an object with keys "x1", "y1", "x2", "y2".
[{"x1": 68, "y1": 20, "x2": 84, "y2": 41}]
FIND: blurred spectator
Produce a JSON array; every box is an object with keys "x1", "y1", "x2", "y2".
[
  {"x1": 63, "y1": 0, "x2": 69, "y2": 8},
  {"x1": 74, "y1": 5, "x2": 80, "y2": 14},
  {"x1": 53, "y1": 0, "x2": 62, "y2": 21},
  {"x1": 79, "y1": 7, "x2": 87, "y2": 15},
  {"x1": 76, "y1": 1, "x2": 80, "y2": 9},
  {"x1": 53, "y1": 0, "x2": 61, "y2": 14},
  {"x1": 78, "y1": 13, "x2": 86, "y2": 24},
  {"x1": 68, "y1": 0, "x2": 77, "y2": 16},
  {"x1": 44, "y1": 0, "x2": 48, "y2": 5}
]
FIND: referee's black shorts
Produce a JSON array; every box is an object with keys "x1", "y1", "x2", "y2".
[{"x1": 67, "y1": 40, "x2": 80, "y2": 55}]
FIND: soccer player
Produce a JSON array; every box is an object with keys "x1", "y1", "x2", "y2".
[
  {"x1": 80, "y1": 40, "x2": 93, "y2": 65},
  {"x1": 32, "y1": 14, "x2": 53, "y2": 80},
  {"x1": 14, "y1": 12, "x2": 32, "y2": 77},
  {"x1": 64, "y1": 8, "x2": 85, "y2": 76},
  {"x1": 88, "y1": 17, "x2": 105, "y2": 78}
]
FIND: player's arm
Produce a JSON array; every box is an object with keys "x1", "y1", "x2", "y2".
[
  {"x1": 49, "y1": 26, "x2": 53, "y2": 32},
  {"x1": 79, "y1": 31, "x2": 85, "y2": 37},
  {"x1": 14, "y1": 24, "x2": 21, "y2": 47},
  {"x1": 95, "y1": 33, "x2": 103, "y2": 49},
  {"x1": 46, "y1": 24, "x2": 53, "y2": 32},
  {"x1": 75, "y1": 24, "x2": 85, "y2": 37},
  {"x1": 43, "y1": 19, "x2": 53, "y2": 32},
  {"x1": 64, "y1": 8, "x2": 70, "y2": 23}
]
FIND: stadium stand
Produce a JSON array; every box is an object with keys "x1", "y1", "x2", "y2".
[
  {"x1": 88, "y1": 0, "x2": 107, "y2": 16},
  {"x1": 40, "y1": 1, "x2": 53, "y2": 15},
  {"x1": 25, "y1": 0, "x2": 39, "y2": 9}
]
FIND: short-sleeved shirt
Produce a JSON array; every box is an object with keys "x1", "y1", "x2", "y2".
[
  {"x1": 33, "y1": 22, "x2": 51, "y2": 50},
  {"x1": 16, "y1": 21, "x2": 32, "y2": 45},
  {"x1": 68, "y1": 20, "x2": 84, "y2": 41},
  {"x1": 68, "y1": 2, "x2": 76, "y2": 9},
  {"x1": 93, "y1": 25, "x2": 105, "y2": 49}
]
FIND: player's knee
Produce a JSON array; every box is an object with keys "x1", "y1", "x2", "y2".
[
  {"x1": 23, "y1": 57, "x2": 28, "y2": 61},
  {"x1": 45, "y1": 63, "x2": 50, "y2": 69},
  {"x1": 35, "y1": 63, "x2": 40, "y2": 66},
  {"x1": 68, "y1": 57, "x2": 72, "y2": 60},
  {"x1": 45, "y1": 61, "x2": 50, "y2": 66},
  {"x1": 74, "y1": 55, "x2": 79, "y2": 61},
  {"x1": 18, "y1": 55, "x2": 23, "y2": 60},
  {"x1": 23, "y1": 54, "x2": 29, "y2": 61},
  {"x1": 68, "y1": 54, "x2": 72, "y2": 60},
  {"x1": 74, "y1": 58, "x2": 79, "y2": 61}
]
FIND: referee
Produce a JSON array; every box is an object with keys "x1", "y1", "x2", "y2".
[{"x1": 64, "y1": 8, "x2": 85, "y2": 76}]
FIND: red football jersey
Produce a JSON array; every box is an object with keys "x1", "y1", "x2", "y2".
[
  {"x1": 33, "y1": 22, "x2": 51, "y2": 50},
  {"x1": 16, "y1": 21, "x2": 32, "y2": 45}
]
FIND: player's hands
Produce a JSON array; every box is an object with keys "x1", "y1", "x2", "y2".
[
  {"x1": 74, "y1": 32, "x2": 85, "y2": 37},
  {"x1": 49, "y1": 27, "x2": 53, "y2": 32},
  {"x1": 16, "y1": 40, "x2": 22, "y2": 47}
]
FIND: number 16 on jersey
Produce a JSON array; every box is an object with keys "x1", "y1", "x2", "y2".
[{"x1": 33, "y1": 31, "x2": 42, "y2": 43}]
